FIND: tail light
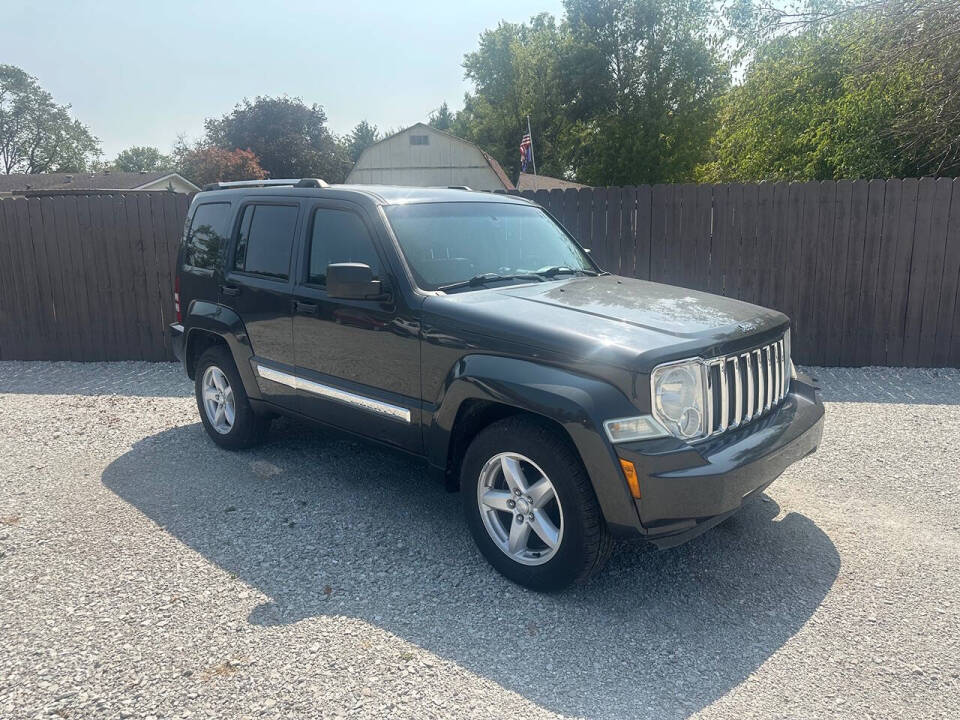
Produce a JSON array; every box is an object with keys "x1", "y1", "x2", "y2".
[{"x1": 174, "y1": 275, "x2": 181, "y2": 323}]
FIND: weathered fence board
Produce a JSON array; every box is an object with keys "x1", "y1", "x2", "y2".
[
  {"x1": 2, "y1": 182, "x2": 960, "y2": 366},
  {"x1": 530, "y1": 179, "x2": 960, "y2": 367},
  {"x1": 937, "y1": 181, "x2": 960, "y2": 366},
  {"x1": 0, "y1": 191, "x2": 191, "y2": 361}
]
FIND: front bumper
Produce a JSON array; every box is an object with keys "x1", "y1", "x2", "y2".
[{"x1": 615, "y1": 376, "x2": 824, "y2": 547}]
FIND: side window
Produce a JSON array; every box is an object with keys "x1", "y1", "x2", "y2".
[
  {"x1": 308, "y1": 208, "x2": 380, "y2": 286},
  {"x1": 183, "y1": 203, "x2": 230, "y2": 272},
  {"x1": 233, "y1": 204, "x2": 298, "y2": 280}
]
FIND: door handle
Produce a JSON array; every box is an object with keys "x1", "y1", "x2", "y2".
[
  {"x1": 295, "y1": 300, "x2": 319, "y2": 315},
  {"x1": 220, "y1": 284, "x2": 241, "y2": 296}
]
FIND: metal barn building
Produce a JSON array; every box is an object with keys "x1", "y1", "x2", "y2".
[{"x1": 346, "y1": 123, "x2": 514, "y2": 191}]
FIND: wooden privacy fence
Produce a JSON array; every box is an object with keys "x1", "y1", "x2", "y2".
[
  {"x1": 0, "y1": 180, "x2": 959, "y2": 366},
  {"x1": 511, "y1": 178, "x2": 960, "y2": 367},
  {"x1": 0, "y1": 191, "x2": 190, "y2": 361}
]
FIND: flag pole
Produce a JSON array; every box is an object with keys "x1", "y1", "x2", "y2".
[{"x1": 526, "y1": 115, "x2": 538, "y2": 189}]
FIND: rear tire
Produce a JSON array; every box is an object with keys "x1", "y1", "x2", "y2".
[
  {"x1": 195, "y1": 346, "x2": 270, "y2": 450},
  {"x1": 461, "y1": 416, "x2": 613, "y2": 591}
]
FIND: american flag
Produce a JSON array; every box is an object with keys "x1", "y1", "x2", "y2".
[{"x1": 520, "y1": 132, "x2": 533, "y2": 172}]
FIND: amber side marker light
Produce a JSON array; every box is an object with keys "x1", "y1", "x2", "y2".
[{"x1": 619, "y1": 459, "x2": 641, "y2": 499}]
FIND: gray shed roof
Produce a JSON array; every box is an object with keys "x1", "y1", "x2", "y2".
[{"x1": 0, "y1": 170, "x2": 194, "y2": 192}]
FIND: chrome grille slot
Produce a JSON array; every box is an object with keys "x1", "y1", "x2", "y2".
[{"x1": 704, "y1": 334, "x2": 790, "y2": 440}]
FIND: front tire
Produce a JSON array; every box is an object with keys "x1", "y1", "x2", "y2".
[
  {"x1": 195, "y1": 346, "x2": 270, "y2": 450},
  {"x1": 461, "y1": 416, "x2": 613, "y2": 591}
]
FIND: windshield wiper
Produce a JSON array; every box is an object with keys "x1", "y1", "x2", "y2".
[
  {"x1": 437, "y1": 272, "x2": 545, "y2": 293},
  {"x1": 536, "y1": 265, "x2": 599, "y2": 278}
]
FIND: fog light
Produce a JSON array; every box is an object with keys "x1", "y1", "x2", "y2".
[
  {"x1": 620, "y1": 459, "x2": 641, "y2": 499},
  {"x1": 603, "y1": 415, "x2": 667, "y2": 443}
]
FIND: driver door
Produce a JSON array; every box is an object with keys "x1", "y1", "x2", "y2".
[{"x1": 291, "y1": 200, "x2": 421, "y2": 452}]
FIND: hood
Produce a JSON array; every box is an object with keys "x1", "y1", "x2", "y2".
[{"x1": 422, "y1": 275, "x2": 788, "y2": 371}]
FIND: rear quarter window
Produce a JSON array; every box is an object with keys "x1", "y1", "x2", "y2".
[{"x1": 183, "y1": 202, "x2": 231, "y2": 272}]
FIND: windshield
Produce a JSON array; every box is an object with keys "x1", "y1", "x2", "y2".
[{"x1": 383, "y1": 202, "x2": 596, "y2": 291}]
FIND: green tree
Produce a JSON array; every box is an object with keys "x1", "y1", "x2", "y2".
[
  {"x1": 698, "y1": 2, "x2": 960, "y2": 181},
  {"x1": 455, "y1": 2, "x2": 728, "y2": 184},
  {"x1": 203, "y1": 96, "x2": 351, "y2": 182},
  {"x1": 428, "y1": 102, "x2": 455, "y2": 132},
  {"x1": 113, "y1": 145, "x2": 172, "y2": 172},
  {"x1": 456, "y1": 14, "x2": 575, "y2": 181},
  {"x1": 345, "y1": 120, "x2": 380, "y2": 162},
  {"x1": 561, "y1": 0, "x2": 728, "y2": 184},
  {"x1": 0, "y1": 64, "x2": 100, "y2": 174},
  {"x1": 849, "y1": 0, "x2": 960, "y2": 175}
]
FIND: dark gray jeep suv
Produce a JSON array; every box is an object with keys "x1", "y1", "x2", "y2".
[{"x1": 170, "y1": 178, "x2": 824, "y2": 590}]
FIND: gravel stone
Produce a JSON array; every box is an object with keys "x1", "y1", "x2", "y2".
[{"x1": 1, "y1": 361, "x2": 958, "y2": 719}]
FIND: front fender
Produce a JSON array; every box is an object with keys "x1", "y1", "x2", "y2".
[
  {"x1": 428, "y1": 355, "x2": 644, "y2": 536},
  {"x1": 184, "y1": 301, "x2": 261, "y2": 400}
]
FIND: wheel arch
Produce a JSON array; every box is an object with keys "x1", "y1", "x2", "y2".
[
  {"x1": 427, "y1": 355, "x2": 644, "y2": 535},
  {"x1": 185, "y1": 329, "x2": 228, "y2": 379},
  {"x1": 182, "y1": 301, "x2": 261, "y2": 400},
  {"x1": 442, "y1": 399, "x2": 563, "y2": 490}
]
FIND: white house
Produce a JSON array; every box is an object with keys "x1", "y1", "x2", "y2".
[{"x1": 346, "y1": 123, "x2": 514, "y2": 191}]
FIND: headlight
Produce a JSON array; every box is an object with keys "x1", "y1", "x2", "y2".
[{"x1": 651, "y1": 359, "x2": 708, "y2": 440}]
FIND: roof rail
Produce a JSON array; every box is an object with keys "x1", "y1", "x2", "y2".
[
  {"x1": 202, "y1": 178, "x2": 329, "y2": 191},
  {"x1": 447, "y1": 185, "x2": 472, "y2": 190}
]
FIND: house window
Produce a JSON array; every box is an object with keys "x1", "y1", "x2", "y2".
[{"x1": 409, "y1": 135, "x2": 430, "y2": 146}]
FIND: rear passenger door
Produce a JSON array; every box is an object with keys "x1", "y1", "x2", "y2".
[{"x1": 222, "y1": 200, "x2": 301, "y2": 410}]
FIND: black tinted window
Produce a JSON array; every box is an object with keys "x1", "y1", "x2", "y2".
[
  {"x1": 234, "y1": 204, "x2": 298, "y2": 280},
  {"x1": 184, "y1": 203, "x2": 230, "y2": 271},
  {"x1": 308, "y1": 209, "x2": 380, "y2": 285}
]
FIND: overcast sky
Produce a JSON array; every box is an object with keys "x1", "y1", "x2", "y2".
[{"x1": 3, "y1": 0, "x2": 566, "y2": 159}]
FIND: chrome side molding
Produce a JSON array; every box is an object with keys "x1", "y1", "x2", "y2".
[{"x1": 255, "y1": 364, "x2": 411, "y2": 423}]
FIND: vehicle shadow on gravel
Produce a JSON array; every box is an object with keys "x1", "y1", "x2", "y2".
[{"x1": 103, "y1": 419, "x2": 840, "y2": 720}]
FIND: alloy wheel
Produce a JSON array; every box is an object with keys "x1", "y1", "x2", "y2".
[
  {"x1": 201, "y1": 365, "x2": 236, "y2": 434},
  {"x1": 477, "y1": 452, "x2": 564, "y2": 566}
]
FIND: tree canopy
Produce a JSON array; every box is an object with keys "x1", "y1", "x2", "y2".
[
  {"x1": 451, "y1": 1, "x2": 728, "y2": 185},
  {"x1": 448, "y1": 0, "x2": 960, "y2": 184},
  {"x1": 345, "y1": 120, "x2": 380, "y2": 162},
  {"x1": 698, "y1": 0, "x2": 960, "y2": 181},
  {"x1": 454, "y1": 14, "x2": 574, "y2": 181},
  {"x1": 173, "y1": 143, "x2": 266, "y2": 187},
  {"x1": 0, "y1": 64, "x2": 100, "y2": 174},
  {"x1": 112, "y1": 145, "x2": 172, "y2": 172},
  {"x1": 427, "y1": 102, "x2": 456, "y2": 132},
  {"x1": 203, "y1": 96, "x2": 351, "y2": 182}
]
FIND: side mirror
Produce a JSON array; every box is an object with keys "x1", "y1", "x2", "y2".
[{"x1": 326, "y1": 263, "x2": 383, "y2": 300}]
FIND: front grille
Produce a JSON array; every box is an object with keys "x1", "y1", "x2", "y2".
[{"x1": 704, "y1": 335, "x2": 790, "y2": 438}]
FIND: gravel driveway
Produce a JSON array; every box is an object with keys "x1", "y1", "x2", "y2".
[{"x1": 1, "y1": 362, "x2": 958, "y2": 719}]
